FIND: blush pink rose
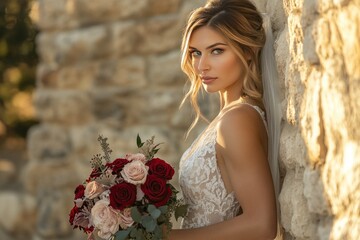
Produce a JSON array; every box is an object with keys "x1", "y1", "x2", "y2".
[
  {"x1": 121, "y1": 160, "x2": 149, "y2": 185},
  {"x1": 125, "y1": 153, "x2": 147, "y2": 163},
  {"x1": 119, "y1": 208, "x2": 134, "y2": 229},
  {"x1": 91, "y1": 199, "x2": 121, "y2": 239},
  {"x1": 85, "y1": 181, "x2": 106, "y2": 199}
]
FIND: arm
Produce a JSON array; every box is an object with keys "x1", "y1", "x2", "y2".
[{"x1": 168, "y1": 106, "x2": 277, "y2": 240}]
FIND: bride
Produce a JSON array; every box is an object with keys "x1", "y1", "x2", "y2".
[{"x1": 167, "y1": 0, "x2": 282, "y2": 239}]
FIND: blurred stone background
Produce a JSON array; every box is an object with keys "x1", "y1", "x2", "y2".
[{"x1": 0, "y1": 0, "x2": 359, "y2": 240}]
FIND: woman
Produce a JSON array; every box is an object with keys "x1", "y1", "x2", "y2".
[{"x1": 168, "y1": 0, "x2": 281, "y2": 239}]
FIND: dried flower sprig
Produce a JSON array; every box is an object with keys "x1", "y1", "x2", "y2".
[{"x1": 98, "y1": 135, "x2": 112, "y2": 163}]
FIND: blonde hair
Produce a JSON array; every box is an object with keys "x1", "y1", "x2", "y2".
[{"x1": 180, "y1": 0, "x2": 266, "y2": 134}]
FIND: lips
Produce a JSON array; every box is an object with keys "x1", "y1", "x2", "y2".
[{"x1": 200, "y1": 76, "x2": 217, "y2": 84}]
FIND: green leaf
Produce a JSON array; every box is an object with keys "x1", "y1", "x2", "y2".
[
  {"x1": 154, "y1": 225, "x2": 163, "y2": 239},
  {"x1": 175, "y1": 204, "x2": 188, "y2": 221},
  {"x1": 131, "y1": 207, "x2": 142, "y2": 223},
  {"x1": 114, "y1": 228, "x2": 131, "y2": 240},
  {"x1": 141, "y1": 215, "x2": 157, "y2": 232},
  {"x1": 147, "y1": 204, "x2": 156, "y2": 213},
  {"x1": 159, "y1": 205, "x2": 168, "y2": 214},
  {"x1": 131, "y1": 228, "x2": 145, "y2": 240},
  {"x1": 136, "y1": 134, "x2": 144, "y2": 148},
  {"x1": 147, "y1": 204, "x2": 161, "y2": 220},
  {"x1": 130, "y1": 227, "x2": 138, "y2": 238},
  {"x1": 151, "y1": 209, "x2": 161, "y2": 220}
]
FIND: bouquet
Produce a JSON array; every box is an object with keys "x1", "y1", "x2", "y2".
[{"x1": 69, "y1": 135, "x2": 187, "y2": 240}]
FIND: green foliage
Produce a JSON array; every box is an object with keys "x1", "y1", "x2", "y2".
[
  {"x1": 0, "y1": 0, "x2": 38, "y2": 140},
  {"x1": 136, "y1": 134, "x2": 163, "y2": 160}
]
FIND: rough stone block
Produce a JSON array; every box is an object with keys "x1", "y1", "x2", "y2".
[
  {"x1": 0, "y1": 160, "x2": 16, "y2": 187},
  {"x1": 110, "y1": 21, "x2": 139, "y2": 57},
  {"x1": 37, "y1": 191, "x2": 74, "y2": 238},
  {"x1": 128, "y1": 88, "x2": 182, "y2": 123},
  {"x1": 27, "y1": 124, "x2": 71, "y2": 163},
  {"x1": 37, "y1": 63, "x2": 96, "y2": 90},
  {"x1": 136, "y1": 15, "x2": 182, "y2": 54},
  {"x1": 303, "y1": 168, "x2": 329, "y2": 215},
  {"x1": 146, "y1": 0, "x2": 181, "y2": 15},
  {"x1": 337, "y1": 6, "x2": 360, "y2": 80},
  {"x1": 95, "y1": 56, "x2": 146, "y2": 88},
  {"x1": 75, "y1": 0, "x2": 148, "y2": 24},
  {"x1": 0, "y1": 192, "x2": 36, "y2": 233},
  {"x1": 23, "y1": 160, "x2": 80, "y2": 193},
  {"x1": 315, "y1": 18, "x2": 346, "y2": 78},
  {"x1": 37, "y1": 25, "x2": 111, "y2": 66},
  {"x1": 36, "y1": 0, "x2": 78, "y2": 30},
  {"x1": 91, "y1": 91, "x2": 126, "y2": 129},
  {"x1": 280, "y1": 124, "x2": 307, "y2": 169},
  {"x1": 33, "y1": 90, "x2": 93, "y2": 124},
  {"x1": 148, "y1": 51, "x2": 183, "y2": 85},
  {"x1": 300, "y1": 69, "x2": 326, "y2": 166},
  {"x1": 279, "y1": 169, "x2": 317, "y2": 239},
  {"x1": 303, "y1": 23, "x2": 320, "y2": 64},
  {"x1": 274, "y1": 28, "x2": 289, "y2": 101}
]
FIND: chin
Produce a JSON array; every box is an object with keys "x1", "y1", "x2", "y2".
[{"x1": 202, "y1": 85, "x2": 219, "y2": 93}]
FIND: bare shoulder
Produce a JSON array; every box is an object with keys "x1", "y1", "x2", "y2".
[{"x1": 217, "y1": 104, "x2": 266, "y2": 139}]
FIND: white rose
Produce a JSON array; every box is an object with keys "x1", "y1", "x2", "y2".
[
  {"x1": 119, "y1": 208, "x2": 134, "y2": 229},
  {"x1": 85, "y1": 181, "x2": 106, "y2": 199},
  {"x1": 121, "y1": 160, "x2": 149, "y2": 185},
  {"x1": 125, "y1": 153, "x2": 147, "y2": 163},
  {"x1": 91, "y1": 199, "x2": 121, "y2": 239}
]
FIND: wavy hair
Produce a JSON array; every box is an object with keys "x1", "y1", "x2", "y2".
[{"x1": 180, "y1": 0, "x2": 266, "y2": 134}]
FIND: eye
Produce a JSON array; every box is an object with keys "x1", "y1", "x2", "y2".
[
  {"x1": 212, "y1": 48, "x2": 224, "y2": 55},
  {"x1": 189, "y1": 50, "x2": 201, "y2": 57}
]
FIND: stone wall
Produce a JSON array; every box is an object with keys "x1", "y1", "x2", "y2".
[
  {"x1": 267, "y1": 0, "x2": 360, "y2": 239},
  {"x1": 0, "y1": 0, "x2": 209, "y2": 239},
  {"x1": 0, "y1": 0, "x2": 359, "y2": 239}
]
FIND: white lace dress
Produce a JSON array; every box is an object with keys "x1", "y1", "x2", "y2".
[{"x1": 179, "y1": 104, "x2": 266, "y2": 229}]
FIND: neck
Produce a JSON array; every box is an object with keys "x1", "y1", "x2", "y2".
[{"x1": 219, "y1": 89, "x2": 244, "y2": 110}]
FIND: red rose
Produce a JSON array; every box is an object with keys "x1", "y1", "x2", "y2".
[
  {"x1": 90, "y1": 168, "x2": 102, "y2": 178},
  {"x1": 74, "y1": 185, "x2": 85, "y2": 200},
  {"x1": 146, "y1": 158, "x2": 174, "y2": 180},
  {"x1": 69, "y1": 205, "x2": 79, "y2": 225},
  {"x1": 109, "y1": 182, "x2": 136, "y2": 210},
  {"x1": 106, "y1": 158, "x2": 130, "y2": 175},
  {"x1": 86, "y1": 168, "x2": 102, "y2": 182},
  {"x1": 141, "y1": 174, "x2": 172, "y2": 207}
]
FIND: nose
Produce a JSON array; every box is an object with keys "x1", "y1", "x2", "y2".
[{"x1": 197, "y1": 55, "x2": 210, "y2": 73}]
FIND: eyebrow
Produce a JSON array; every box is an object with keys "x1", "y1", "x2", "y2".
[{"x1": 189, "y1": 42, "x2": 228, "y2": 50}]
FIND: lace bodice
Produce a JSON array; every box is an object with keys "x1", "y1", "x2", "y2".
[{"x1": 179, "y1": 104, "x2": 266, "y2": 229}]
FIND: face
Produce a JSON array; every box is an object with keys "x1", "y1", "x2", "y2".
[{"x1": 188, "y1": 26, "x2": 246, "y2": 94}]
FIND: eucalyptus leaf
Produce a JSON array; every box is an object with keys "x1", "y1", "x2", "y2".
[
  {"x1": 135, "y1": 228, "x2": 145, "y2": 240},
  {"x1": 130, "y1": 227, "x2": 138, "y2": 238},
  {"x1": 159, "y1": 205, "x2": 168, "y2": 214},
  {"x1": 147, "y1": 204, "x2": 156, "y2": 213},
  {"x1": 141, "y1": 215, "x2": 157, "y2": 232},
  {"x1": 114, "y1": 228, "x2": 131, "y2": 240},
  {"x1": 147, "y1": 205, "x2": 161, "y2": 220},
  {"x1": 154, "y1": 225, "x2": 163, "y2": 239},
  {"x1": 150, "y1": 209, "x2": 161, "y2": 220},
  {"x1": 131, "y1": 207, "x2": 142, "y2": 223}
]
